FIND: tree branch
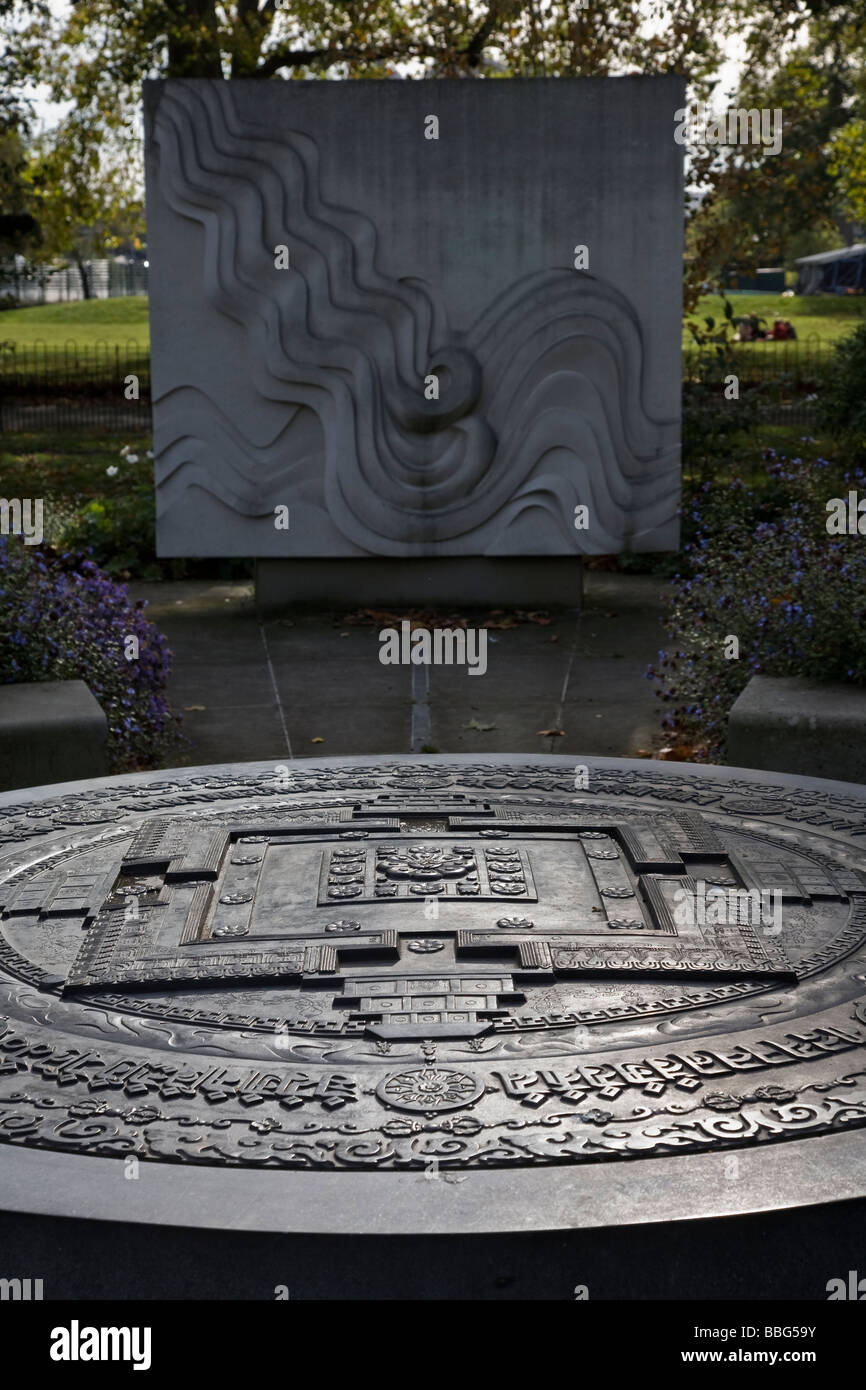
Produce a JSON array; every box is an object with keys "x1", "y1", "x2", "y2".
[
  {"x1": 463, "y1": 1, "x2": 510, "y2": 68},
  {"x1": 256, "y1": 42, "x2": 441, "y2": 78}
]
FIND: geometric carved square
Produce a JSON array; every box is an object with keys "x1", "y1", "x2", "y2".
[{"x1": 317, "y1": 842, "x2": 537, "y2": 905}]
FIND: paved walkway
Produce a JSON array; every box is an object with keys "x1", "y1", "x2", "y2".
[{"x1": 132, "y1": 572, "x2": 670, "y2": 767}]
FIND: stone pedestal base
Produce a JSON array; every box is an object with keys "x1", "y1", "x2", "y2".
[
  {"x1": 728, "y1": 675, "x2": 866, "y2": 782},
  {"x1": 3, "y1": 755, "x2": 866, "y2": 1301},
  {"x1": 0, "y1": 680, "x2": 108, "y2": 793},
  {"x1": 254, "y1": 558, "x2": 583, "y2": 610},
  {"x1": 2, "y1": 1197, "x2": 863, "y2": 1299}
]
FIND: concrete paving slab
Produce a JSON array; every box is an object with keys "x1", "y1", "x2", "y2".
[
  {"x1": 429, "y1": 703, "x2": 573, "y2": 756},
  {"x1": 130, "y1": 572, "x2": 668, "y2": 767},
  {"x1": 286, "y1": 704, "x2": 413, "y2": 758},
  {"x1": 169, "y1": 667, "x2": 277, "y2": 709},
  {"x1": 176, "y1": 706, "x2": 290, "y2": 765}
]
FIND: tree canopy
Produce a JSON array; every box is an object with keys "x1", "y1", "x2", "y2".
[{"x1": 1, "y1": 1, "x2": 864, "y2": 298}]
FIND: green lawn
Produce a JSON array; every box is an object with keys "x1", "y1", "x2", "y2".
[
  {"x1": 4, "y1": 290, "x2": 861, "y2": 355},
  {"x1": 0, "y1": 430, "x2": 152, "y2": 512},
  {"x1": 0, "y1": 296, "x2": 150, "y2": 349},
  {"x1": 686, "y1": 293, "x2": 865, "y2": 349}
]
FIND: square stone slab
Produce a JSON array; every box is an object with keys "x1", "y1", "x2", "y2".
[
  {"x1": 728, "y1": 675, "x2": 866, "y2": 782},
  {"x1": 145, "y1": 77, "x2": 683, "y2": 562}
]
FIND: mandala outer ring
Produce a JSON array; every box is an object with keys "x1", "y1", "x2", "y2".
[{"x1": 1, "y1": 754, "x2": 866, "y2": 1236}]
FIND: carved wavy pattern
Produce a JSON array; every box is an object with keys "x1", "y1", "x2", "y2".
[{"x1": 151, "y1": 80, "x2": 678, "y2": 553}]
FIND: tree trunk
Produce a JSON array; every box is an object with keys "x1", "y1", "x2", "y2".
[
  {"x1": 167, "y1": 0, "x2": 224, "y2": 77},
  {"x1": 73, "y1": 251, "x2": 91, "y2": 300}
]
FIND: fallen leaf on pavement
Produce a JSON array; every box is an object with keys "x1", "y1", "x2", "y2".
[
  {"x1": 311, "y1": 737, "x2": 324, "y2": 743},
  {"x1": 537, "y1": 727, "x2": 565, "y2": 737},
  {"x1": 658, "y1": 744, "x2": 705, "y2": 761}
]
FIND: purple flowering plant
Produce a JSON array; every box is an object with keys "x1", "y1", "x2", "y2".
[
  {"x1": 0, "y1": 537, "x2": 183, "y2": 771},
  {"x1": 649, "y1": 451, "x2": 866, "y2": 760}
]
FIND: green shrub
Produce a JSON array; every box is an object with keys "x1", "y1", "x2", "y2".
[
  {"x1": 649, "y1": 451, "x2": 866, "y2": 760},
  {"x1": 817, "y1": 322, "x2": 866, "y2": 457},
  {"x1": 57, "y1": 443, "x2": 174, "y2": 581},
  {"x1": 56, "y1": 443, "x2": 252, "y2": 582},
  {"x1": 0, "y1": 537, "x2": 184, "y2": 771}
]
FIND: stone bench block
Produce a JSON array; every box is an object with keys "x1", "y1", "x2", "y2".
[
  {"x1": 0, "y1": 680, "x2": 109, "y2": 792},
  {"x1": 727, "y1": 675, "x2": 866, "y2": 782}
]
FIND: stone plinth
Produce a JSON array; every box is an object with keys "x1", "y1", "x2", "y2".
[
  {"x1": 254, "y1": 556, "x2": 584, "y2": 609},
  {"x1": 728, "y1": 675, "x2": 866, "y2": 783},
  {"x1": 145, "y1": 77, "x2": 683, "y2": 601},
  {"x1": 0, "y1": 680, "x2": 108, "y2": 792}
]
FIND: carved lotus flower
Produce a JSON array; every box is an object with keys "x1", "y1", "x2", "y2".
[{"x1": 703, "y1": 1092, "x2": 741, "y2": 1111}]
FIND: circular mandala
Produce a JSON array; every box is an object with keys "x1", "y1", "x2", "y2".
[
  {"x1": 2, "y1": 754, "x2": 865, "y2": 1203},
  {"x1": 376, "y1": 1068, "x2": 485, "y2": 1113}
]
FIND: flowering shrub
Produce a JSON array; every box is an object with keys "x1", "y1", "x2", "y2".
[
  {"x1": 817, "y1": 323, "x2": 866, "y2": 458},
  {"x1": 649, "y1": 451, "x2": 866, "y2": 760},
  {"x1": 53, "y1": 442, "x2": 251, "y2": 582},
  {"x1": 0, "y1": 538, "x2": 182, "y2": 771},
  {"x1": 58, "y1": 443, "x2": 165, "y2": 579}
]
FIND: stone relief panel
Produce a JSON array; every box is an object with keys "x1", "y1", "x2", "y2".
[{"x1": 145, "y1": 78, "x2": 683, "y2": 557}]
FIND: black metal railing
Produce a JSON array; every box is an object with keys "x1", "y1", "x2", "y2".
[
  {"x1": 0, "y1": 337, "x2": 837, "y2": 434},
  {"x1": 0, "y1": 261, "x2": 148, "y2": 304},
  {"x1": 682, "y1": 335, "x2": 834, "y2": 388},
  {"x1": 0, "y1": 341, "x2": 151, "y2": 432}
]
